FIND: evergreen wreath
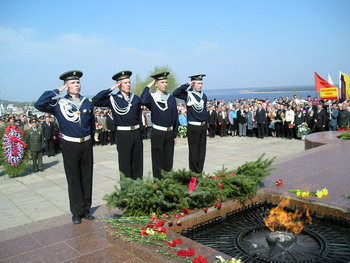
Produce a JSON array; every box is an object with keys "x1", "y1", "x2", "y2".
[
  {"x1": 104, "y1": 154, "x2": 275, "y2": 216},
  {"x1": 0, "y1": 125, "x2": 30, "y2": 177}
]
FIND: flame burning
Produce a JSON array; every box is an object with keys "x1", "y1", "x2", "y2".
[{"x1": 264, "y1": 198, "x2": 312, "y2": 234}]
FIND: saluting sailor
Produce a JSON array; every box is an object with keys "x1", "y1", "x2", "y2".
[
  {"x1": 141, "y1": 72, "x2": 178, "y2": 179},
  {"x1": 92, "y1": 71, "x2": 143, "y2": 180},
  {"x1": 34, "y1": 70, "x2": 95, "y2": 225},
  {"x1": 173, "y1": 74, "x2": 208, "y2": 173}
]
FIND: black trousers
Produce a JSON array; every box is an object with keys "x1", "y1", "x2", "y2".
[
  {"x1": 99, "y1": 131, "x2": 108, "y2": 145},
  {"x1": 151, "y1": 128, "x2": 174, "y2": 179},
  {"x1": 187, "y1": 124, "x2": 207, "y2": 173},
  {"x1": 275, "y1": 122, "x2": 284, "y2": 137},
  {"x1": 44, "y1": 139, "x2": 54, "y2": 156},
  {"x1": 109, "y1": 130, "x2": 117, "y2": 145},
  {"x1": 285, "y1": 122, "x2": 294, "y2": 139},
  {"x1": 116, "y1": 129, "x2": 143, "y2": 180},
  {"x1": 257, "y1": 123, "x2": 265, "y2": 138},
  {"x1": 61, "y1": 139, "x2": 93, "y2": 216},
  {"x1": 208, "y1": 124, "x2": 216, "y2": 137}
]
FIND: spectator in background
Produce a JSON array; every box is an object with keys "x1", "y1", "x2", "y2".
[
  {"x1": 42, "y1": 115, "x2": 55, "y2": 156},
  {"x1": 237, "y1": 104, "x2": 247, "y2": 137},
  {"x1": 27, "y1": 118, "x2": 44, "y2": 173},
  {"x1": 218, "y1": 105, "x2": 228, "y2": 137},
  {"x1": 50, "y1": 116, "x2": 60, "y2": 154},
  {"x1": 256, "y1": 103, "x2": 266, "y2": 139},
  {"x1": 338, "y1": 103, "x2": 350, "y2": 130},
  {"x1": 208, "y1": 104, "x2": 217, "y2": 138},
  {"x1": 106, "y1": 109, "x2": 117, "y2": 144},
  {"x1": 142, "y1": 106, "x2": 153, "y2": 139},
  {"x1": 314, "y1": 104, "x2": 326, "y2": 132},
  {"x1": 97, "y1": 111, "x2": 108, "y2": 145},
  {"x1": 328, "y1": 103, "x2": 339, "y2": 131},
  {"x1": 285, "y1": 105, "x2": 295, "y2": 139}
]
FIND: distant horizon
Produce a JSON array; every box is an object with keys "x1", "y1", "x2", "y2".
[{"x1": 0, "y1": 84, "x2": 322, "y2": 104}]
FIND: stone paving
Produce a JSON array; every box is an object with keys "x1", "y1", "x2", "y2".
[{"x1": 0, "y1": 136, "x2": 304, "y2": 232}]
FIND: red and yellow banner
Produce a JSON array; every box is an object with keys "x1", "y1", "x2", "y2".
[{"x1": 320, "y1": 87, "x2": 339, "y2": 100}]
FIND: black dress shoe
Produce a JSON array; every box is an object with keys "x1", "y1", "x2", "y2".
[
  {"x1": 83, "y1": 213, "x2": 95, "y2": 220},
  {"x1": 72, "y1": 215, "x2": 82, "y2": 224}
]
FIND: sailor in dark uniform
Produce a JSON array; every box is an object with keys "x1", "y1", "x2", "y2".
[
  {"x1": 173, "y1": 74, "x2": 208, "y2": 173},
  {"x1": 92, "y1": 71, "x2": 143, "y2": 180},
  {"x1": 34, "y1": 70, "x2": 95, "y2": 225},
  {"x1": 140, "y1": 72, "x2": 178, "y2": 179}
]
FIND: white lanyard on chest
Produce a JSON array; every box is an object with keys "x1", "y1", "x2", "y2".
[
  {"x1": 151, "y1": 92, "x2": 169, "y2": 111},
  {"x1": 59, "y1": 97, "x2": 86, "y2": 124},
  {"x1": 110, "y1": 94, "x2": 134, "y2": 115},
  {"x1": 187, "y1": 91, "x2": 204, "y2": 113}
]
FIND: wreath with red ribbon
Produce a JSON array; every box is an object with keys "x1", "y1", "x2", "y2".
[{"x1": 0, "y1": 125, "x2": 30, "y2": 177}]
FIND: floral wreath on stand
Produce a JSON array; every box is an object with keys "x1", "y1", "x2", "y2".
[{"x1": 0, "y1": 125, "x2": 30, "y2": 177}]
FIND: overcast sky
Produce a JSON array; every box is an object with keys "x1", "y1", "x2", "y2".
[{"x1": 1, "y1": 0, "x2": 349, "y2": 101}]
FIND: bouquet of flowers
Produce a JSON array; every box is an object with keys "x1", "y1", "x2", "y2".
[
  {"x1": 297, "y1": 123, "x2": 311, "y2": 138},
  {"x1": 95, "y1": 122, "x2": 104, "y2": 134},
  {"x1": 178, "y1": 125, "x2": 187, "y2": 138},
  {"x1": 289, "y1": 188, "x2": 328, "y2": 198}
]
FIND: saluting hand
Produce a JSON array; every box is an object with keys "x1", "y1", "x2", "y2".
[
  {"x1": 110, "y1": 83, "x2": 120, "y2": 92},
  {"x1": 146, "y1": 80, "x2": 155, "y2": 88},
  {"x1": 58, "y1": 83, "x2": 69, "y2": 92}
]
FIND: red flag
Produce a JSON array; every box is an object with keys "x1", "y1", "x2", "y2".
[{"x1": 314, "y1": 72, "x2": 335, "y2": 91}]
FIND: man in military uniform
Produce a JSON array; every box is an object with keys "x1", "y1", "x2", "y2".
[
  {"x1": 140, "y1": 72, "x2": 178, "y2": 179},
  {"x1": 26, "y1": 119, "x2": 43, "y2": 173},
  {"x1": 93, "y1": 71, "x2": 143, "y2": 180},
  {"x1": 173, "y1": 74, "x2": 208, "y2": 173},
  {"x1": 35, "y1": 70, "x2": 95, "y2": 225}
]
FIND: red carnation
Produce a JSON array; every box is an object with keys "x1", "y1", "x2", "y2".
[
  {"x1": 168, "y1": 221, "x2": 173, "y2": 227},
  {"x1": 177, "y1": 248, "x2": 195, "y2": 257},
  {"x1": 220, "y1": 174, "x2": 226, "y2": 177},
  {"x1": 203, "y1": 207, "x2": 208, "y2": 213},
  {"x1": 214, "y1": 203, "x2": 222, "y2": 209},
  {"x1": 182, "y1": 208, "x2": 189, "y2": 214},
  {"x1": 176, "y1": 220, "x2": 182, "y2": 226},
  {"x1": 275, "y1": 179, "x2": 283, "y2": 186},
  {"x1": 229, "y1": 172, "x2": 237, "y2": 176},
  {"x1": 155, "y1": 220, "x2": 165, "y2": 227},
  {"x1": 174, "y1": 238, "x2": 183, "y2": 244},
  {"x1": 140, "y1": 228, "x2": 148, "y2": 236},
  {"x1": 192, "y1": 255, "x2": 208, "y2": 263},
  {"x1": 175, "y1": 213, "x2": 182, "y2": 219},
  {"x1": 155, "y1": 226, "x2": 167, "y2": 233},
  {"x1": 165, "y1": 239, "x2": 177, "y2": 247}
]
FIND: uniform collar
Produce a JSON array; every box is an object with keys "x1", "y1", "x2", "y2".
[
  {"x1": 117, "y1": 91, "x2": 132, "y2": 99},
  {"x1": 64, "y1": 93, "x2": 82, "y2": 100}
]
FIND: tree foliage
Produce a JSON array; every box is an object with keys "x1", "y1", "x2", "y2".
[{"x1": 131, "y1": 65, "x2": 179, "y2": 96}]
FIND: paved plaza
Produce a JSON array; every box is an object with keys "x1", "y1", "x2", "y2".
[{"x1": 0, "y1": 136, "x2": 304, "y2": 233}]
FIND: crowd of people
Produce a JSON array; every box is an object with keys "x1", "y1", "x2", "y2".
[{"x1": 178, "y1": 95, "x2": 350, "y2": 140}]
